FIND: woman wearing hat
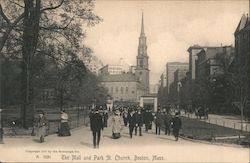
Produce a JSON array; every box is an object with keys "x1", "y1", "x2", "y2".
[
  {"x1": 58, "y1": 110, "x2": 71, "y2": 136},
  {"x1": 111, "y1": 109, "x2": 123, "y2": 139},
  {"x1": 36, "y1": 111, "x2": 48, "y2": 143}
]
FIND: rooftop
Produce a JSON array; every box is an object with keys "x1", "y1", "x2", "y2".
[{"x1": 100, "y1": 73, "x2": 139, "y2": 82}]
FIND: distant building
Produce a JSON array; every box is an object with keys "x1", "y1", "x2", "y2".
[
  {"x1": 129, "y1": 65, "x2": 137, "y2": 74},
  {"x1": 159, "y1": 70, "x2": 167, "y2": 87},
  {"x1": 187, "y1": 45, "x2": 204, "y2": 80},
  {"x1": 100, "y1": 74, "x2": 146, "y2": 102},
  {"x1": 99, "y1": 64, "x2": 123, "y2": 75},
  {"x1": 166, "y1": 62, "x2": 189, "y2": 94},
  {"x1": 196, "y1": 46, "x2": 234, "y2": 80},
  {"x1": 81, "y1": 55, "x2": 103, "y2": 75},
  {"x1": 100, "y1": 13, "x2": 150, "y2": 103},
  {"x1": 99, "y1": 58, "x2": 132, "y2": 76},
  {"x1": 229, "y1": 14, "x2": 250, "y2": 104},
  {"x1": 150, "y1": 84, "x2": 159, "y2": 94}
]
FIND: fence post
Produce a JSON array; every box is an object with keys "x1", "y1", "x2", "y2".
[
  {"x1": 0, "y1": 109, "x2": 3, "y2": 144},
  {"x1": 77, "y1": 105, "x2": 80, "y2": 127}
]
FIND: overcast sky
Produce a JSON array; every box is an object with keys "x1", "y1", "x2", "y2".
[{"x1": 85, "y1": 0, "x2": 249, "y2": 84}]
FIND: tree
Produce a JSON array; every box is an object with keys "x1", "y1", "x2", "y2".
[{"x1": 0, "y1": 0, "x2": 102, "y2": 128}]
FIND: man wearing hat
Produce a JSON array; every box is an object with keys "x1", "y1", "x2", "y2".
[
  {"x1": 135, "y1": 109, "x2": 143, "y2": 136},
  {"x1": 172, "y1": 112, "x2": 182, "y2": 141},
  {"x1": 90, "y1": 109, "x2": 103, "y2": 148},
  {"x1": 127, "y1": 109, "x2": 136, "y2": 138}
]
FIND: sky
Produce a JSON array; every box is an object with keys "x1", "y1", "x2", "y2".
[{"x1": 85, "y1": 0, "x2": 249, "y2": 84}]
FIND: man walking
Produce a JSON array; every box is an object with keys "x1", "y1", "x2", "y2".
[
  {"x1": 154, "y1": 109, "x2": 163, "y2": 135},
  {"x1": 144, "y1": 109, "x2": 153, "y2": 132},
  {"x1": 135, "y1": 109, "x2": 143, "y2": 136},
  {"x1": 163, "y1": 110, "x2": 171, "y2": 135},
  {"x1": 127, "y1": 109, "x2": 136, "y2": 138},
  {"x1": 172, "y1": 112, "x2": 182, "y2": 141},
  {"x1": 90, "y1": 109, "x2": 103, "y2": 148}
]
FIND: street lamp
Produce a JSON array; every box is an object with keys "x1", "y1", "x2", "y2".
[{"x1": 177, "y1": 81, "x2": 182, "y2": 107}]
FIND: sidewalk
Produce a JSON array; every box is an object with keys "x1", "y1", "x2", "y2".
[{"x1": 0, "y1": 121, "x2": 249, "y2": 162}]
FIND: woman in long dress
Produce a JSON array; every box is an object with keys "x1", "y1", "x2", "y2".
[
  {"x1": 111, "y1": 109, "x2": 123, "y2": 139},
  {"x1": 58, "y1": 110, "x2": 71, "y2": 136},
  {"x1": 36, "y1": 111, "x2": 48, "y2": 143}
]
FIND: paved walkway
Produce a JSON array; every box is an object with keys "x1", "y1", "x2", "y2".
[{"x1": 0, "y1": 121, "x2": 249, "y2": 162}]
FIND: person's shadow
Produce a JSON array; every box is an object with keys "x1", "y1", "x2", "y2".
[
  {"x1": 32, "y1": 139, "x2": 41, "y2": 143},
  {"x1": 80, "y1": 141, "x2": 94, "y2": 148}
]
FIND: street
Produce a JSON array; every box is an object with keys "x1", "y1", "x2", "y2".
[{"x1": 0, "y1": 121, "x2": 249, "y2": 163}]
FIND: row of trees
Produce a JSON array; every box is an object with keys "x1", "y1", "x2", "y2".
[
  {"x1": 0, "y1": 0, "x2": 108, "y2": 128},
  {"x1": 158, "y1": 50, "x2": 249, "y2": 118}
]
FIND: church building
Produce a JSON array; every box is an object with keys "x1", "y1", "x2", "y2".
[{"x1": 100, "y1": 13, "x2": 150, "y2": 103}]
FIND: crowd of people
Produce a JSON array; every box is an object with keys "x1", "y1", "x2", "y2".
[
  {"x1": 89, "y1": 105, "x2": 182, "y2": 148},
  {"x1": 33, "y1": 105, "x2": 182, "y2": 148}
]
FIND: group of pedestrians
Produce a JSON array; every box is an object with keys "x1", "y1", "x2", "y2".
[
  {"x1": 153, "y1": 108, "x2": 182, "y2": 141},
  {"x1": 89, "y1": 106, "x2": 183, "y2": 148},
  {"x1": 34, "y1": 106, "x2": 182, "y2": 148}
]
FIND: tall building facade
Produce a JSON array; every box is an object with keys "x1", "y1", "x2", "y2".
[
  {"x1": 187, "y1": 45, "x2": 204, "y2": 80},
  {"x1": 230, "y1": 14, "x2": 250, "y2": 104},
  {"x1": 135, "y1": 13, "x2": 150, "y2": 93},
  {"x1": 166, "y1": 62, "x2": 189, "y2": 94}
]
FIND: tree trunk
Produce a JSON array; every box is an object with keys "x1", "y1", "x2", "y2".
[{"x1": 21, "y1": 0, "x2": 41, "y2": 128}]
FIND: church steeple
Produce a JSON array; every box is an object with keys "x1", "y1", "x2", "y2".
[
  {"x1": 135, "y1": 12, "x2": 150, "y2": 94},
  {"x1": 140, "y1": 12, "x2": 145, "y2": 36},
  {"x1": 138, "y1": 12, "x2": 147, "y2": 57}
]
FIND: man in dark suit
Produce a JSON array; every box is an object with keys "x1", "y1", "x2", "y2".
[
  {"x1": 127, "y1": 109, "x2": 136, "y2": 138},
  {"x1": 90, "y1": 109, "x2": 103, "y2": 148},
  {"x1": 172, "y1": 112, "x2": 182, "y2": 141}
]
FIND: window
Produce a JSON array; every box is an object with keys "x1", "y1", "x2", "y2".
[
  {"x1": 116, "y1": 87, "x2": 118, "y2": 93},
  {"x1": 111, "y1": 87, "x2": 113, "y2": 93},
  {"x1": 126, "y1": 87, "x2": 128, "y2": 93},
  {"x1": 132, "y1": 90, "x2": 135, "y2": 94},
  {"x1": 140, "y1": 60, "x2": 143, "y2": 68},
  {"x1": 121, "y1": 87, "x2": 123, "y2": 94}
]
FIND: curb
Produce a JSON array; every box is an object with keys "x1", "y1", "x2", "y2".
[{"x1": 180, "y1": 135, "x2": 247, "y2": 149}]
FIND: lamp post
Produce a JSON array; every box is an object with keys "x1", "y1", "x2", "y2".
[
  {"x1": 177, "y1": 81, "x2": 182, "y2": 108},
  {"x1": 0, "y1": 108, "x2": 3, "y2": 144},
  {"x1": 240, "y1": 87, "x2": 244, "y2": 133}
]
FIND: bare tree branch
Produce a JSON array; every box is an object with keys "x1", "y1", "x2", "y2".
[
  {"x1": 40, "y1": 17, "x2": 74, "y2": 30},
  {"x1": 41, "y1": 0, "x2": 65, "y2": 12},
  {"x1": 0, "y1": 12, "x2": 24, "y2": 53},
  {"x1": 0, "y1": 4, "x2": 11, "y2": 24},
  {"x1": 9, "y1": 0, "x2": 25, "y2": 8}
]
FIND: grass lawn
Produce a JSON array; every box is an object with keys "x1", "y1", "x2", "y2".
[{"x1": 179, "y1": 117, "x2": 250, "y2": 144}]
